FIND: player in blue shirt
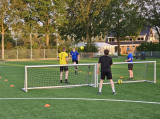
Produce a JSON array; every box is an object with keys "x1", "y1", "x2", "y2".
[
  {"x1": 125, "y1": 49, "x2": 133, "y2": 79},
  {"x1": 70, "y1": 48, "x2": 80, "y2": 74}
]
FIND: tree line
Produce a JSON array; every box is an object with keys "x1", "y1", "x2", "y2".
[{"x1": 0, "y1": 0, "x2": 159, "y2": 56}]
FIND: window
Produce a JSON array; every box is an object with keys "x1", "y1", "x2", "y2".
[
  {"x1": 130, "y1": 39, "x2": 132, "y2": 41},
  {"x1": 141, "y1": 38, "x2": 144, "y2": 40},
  {"x1": 137, "y1": 38, "x2": 141, "y2": 40},
  {"x1": 109, "y1": 38, "x2": 114, "y2": 42}
]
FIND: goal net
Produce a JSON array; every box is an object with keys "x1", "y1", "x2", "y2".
[
  {"x1": 22, "y1": 63, "x2": 98, "y2": 92},
  {"x1": 101, "y1": 61, "x2": 156, "y2": 85}
]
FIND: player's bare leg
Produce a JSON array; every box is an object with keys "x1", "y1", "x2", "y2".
[
  {"x1": 109, "y1": 79, "x2": 114, "y2": 87},
  {"x1": 109, "y1": 79, "x2": 117, "y2": 95},
  {"x1": 65, "y1": 71, "x2": 68, "y2": 79},
  {"x1": 65, "y1": 71, "x2": 69, "y2": 83},
  {"x1": 98, "y1": 79, "x2": 104, "y2": 94},
  {"x1": 129, "y1": 70, "x2": 133, "y2": 78},
  {"x1": 131, "y1": 70, "x2": 133, "y2": 78},
  {"x1": 60, "y1": 71, "x2": 63, "y2": 83},
  {"x1": 99, "y1": 79, "x2": 104, "y2": 88}
]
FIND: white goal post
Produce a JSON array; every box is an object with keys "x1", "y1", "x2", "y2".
[
  {"x1": 100, "y1": 61, "x2": 156, "y2": 85},
  {"x1": 22, "y1": 63, "x2": 98, "y2": 92}
]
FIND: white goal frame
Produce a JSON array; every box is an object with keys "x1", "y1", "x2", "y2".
[
  {"x1": 100, "y1": 61, "x2": 156, "y2": 86},
  {"x1": 22, "y1": 63, "x2": 98, "y2": 92}
]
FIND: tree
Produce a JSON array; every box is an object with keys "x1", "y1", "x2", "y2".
[
  {"x1": 0, "y1": 0, "x2": 12, "y2": 59},
  {"x1": 59, "y1": 0, "x2": 111, "y2": 48},
  {"x1": 104, "y1": 0, "x2": 144, "y2": 55},
  {"x1": 6, "y1": 42, "x2": 13, "y2": 50},
  {"x1": 135, "y1": 0, "x2": 160, "y2": 45},
  {"x1": 0, "y1": 31, "x2": 16, "y2": 47},
  {"x1": 34, "y1": 0, "x2": 67, "y2": 48},
  {"x1": 137, "y1": 42, "x2": 159, "y2": 51},
  {"x1": 9, "y1": 0, "x2": 67, "y2": 49}
]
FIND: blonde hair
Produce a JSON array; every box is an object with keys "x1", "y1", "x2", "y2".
[{"x1": 128, "y1": 49, "x2": 131, "y2": 52}]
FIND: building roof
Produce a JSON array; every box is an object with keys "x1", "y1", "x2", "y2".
[
  {"x1": 106, "y1": 27, "x2": 152, "y2": 45},
  {"x1": 76, "y1": 42, "x2": 113, "y2": 47},
  {"x1": 95, "y1": 42, "x2": 113, "y2": 47},
  {"x1": 140, "y1": 27, "x2": 150, "y2": 41},
  {"x1": 105, "y1": 41, "x2": 147, "y2": 45}
]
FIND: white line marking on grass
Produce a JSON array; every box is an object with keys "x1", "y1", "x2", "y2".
[{"x1": 0, "y1": 98, "x2": 160, "y2": 104}]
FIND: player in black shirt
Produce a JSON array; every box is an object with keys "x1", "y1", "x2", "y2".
[{"x1": 97, "y1": 49, "x2": 117, "y2": 95}]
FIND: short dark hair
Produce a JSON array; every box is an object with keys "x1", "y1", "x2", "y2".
[
  {"x1": 62, "y1": 47, "x2": 66, "y2": 51},
  {"x1": 104, "y1": 49, "x2": 109, "y2": 55}
]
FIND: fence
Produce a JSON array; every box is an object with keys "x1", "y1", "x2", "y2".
[
  {"x1": 0, "y1": 49, "x2": 117, "y2": 60},
  {"x1": 0, "y1": 49, "x2": 57, "y2": 60},
  {"x1": 4, "y1": 49, "x2": 160, "y2": 60},
  {"x1": 135, "y1": 51, "x2": 160, "y2": 58}
]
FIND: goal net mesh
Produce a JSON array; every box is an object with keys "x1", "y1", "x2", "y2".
[
  {"x1": 23, "y1": 64, "x2": 97, "y2": 92},
  {"x1": 101, "y1": 61, "x2": 155, "y2": 84}
]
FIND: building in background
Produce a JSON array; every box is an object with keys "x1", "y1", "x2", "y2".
[{"x1": 105, "y1": 27, "x2": 156, "y2": 55}]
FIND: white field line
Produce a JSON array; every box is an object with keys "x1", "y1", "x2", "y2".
[{"x1": 0, "y1": 98, "x2": 160, "y2": 104}]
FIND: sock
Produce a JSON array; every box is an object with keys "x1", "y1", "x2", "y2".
[
  {"x1": 65, "y1": 79, "x2": 67, "y2": 81},
  {"x1": 75, "y1": 68, "x2": 77, "y2": 73},
  {"x1": 60, "y1": 80, "x2": 62, "y2": 83},
  {"x1": 99, "y1": 88, "x2": 102, "y2": 92},
  {"x1": 112, "y1": 87, "x2": 115, "y2": 92}
]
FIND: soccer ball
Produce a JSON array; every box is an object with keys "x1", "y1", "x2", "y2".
[
  {"x1": 118, "y1": 79, "x2": 122, "y2": 84},
  {"x1": 80, "y1": 46, "x2": 84, "y2": 50}
]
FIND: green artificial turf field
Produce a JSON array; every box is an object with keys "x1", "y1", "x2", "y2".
[{"x1": 0, "y1": 57, "x2": 160, "y2": 119}]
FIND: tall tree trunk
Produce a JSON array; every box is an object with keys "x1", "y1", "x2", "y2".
[
  {"x1": 86, "y1": 21, "x2": 90, "y2": 47},
  {"x1": 117, "y1": 36, "x2": 120, "y2": 55},
  {"x1": 2, "y1": 32, "x2": 4, "y2": 60},
  {"x1": 1, "y1": 21, "x2": 4, "y2": 60},
  {"x1": 46, "y1": 34, "x2": 49, "y2": 48},
  {"x1": 86, "y1": 29, "x2": 90, "y2": 47},
  {"x1": 89, "y1": 35, "x2": 91, "y2": 47}
]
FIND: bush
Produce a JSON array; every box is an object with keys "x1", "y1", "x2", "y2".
[
  {"x1": 79, "y1": 44, "x2": 99, "y2": 52},
  {"x1": 137, "y1": 42, "x2": 160, "y2": 51}
]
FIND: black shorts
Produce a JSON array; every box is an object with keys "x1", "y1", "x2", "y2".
[
  {"x1": 128, "y1": 64, "x2": 133, "y2": 70},
  {"x1": 101, "y1": 71, "x2": 112, "y2": 80},
  {"x1": 72, "y1": 59, "x2": 78, "y2": 64},
  {"x1": 60, "y1": 66, "x2": 68, "y2": 72}
]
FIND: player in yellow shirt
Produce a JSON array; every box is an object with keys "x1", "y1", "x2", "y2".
[{"x1": 57, "y1": 47, "x2": 69, "y2": 83}]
